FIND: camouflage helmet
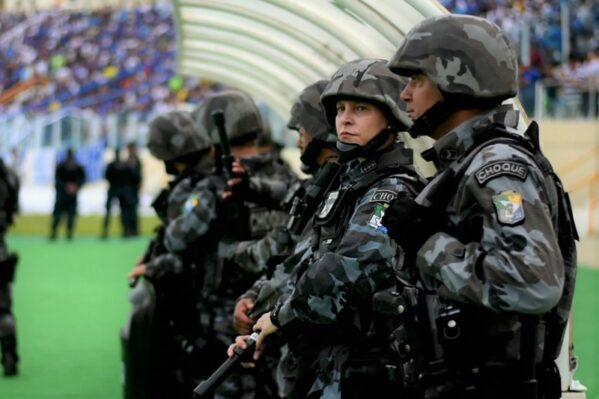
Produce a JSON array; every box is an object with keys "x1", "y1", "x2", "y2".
[
  {"x1": 320, "y1": 58, "x2": 411, "y2": 131},
  {"x1": 193, "y1": 90, "x2": 263, "y2": 146},
  {"x1": 292, "y1": 80, "x2": 336, "y2": 144},
  {"x1": 286, "y1": 102, "x2": 301, "y2": 131},
  {"x1": 147, "y1": 110, "x2": 212, "y2": 161},
  {"x1": 388, "y1": 14, "x2": 518, "y2": 100}
]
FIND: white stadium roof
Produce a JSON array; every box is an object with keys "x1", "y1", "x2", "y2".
[{"x1": 172, "y1": 0, "x2": 447, "y2": 119}]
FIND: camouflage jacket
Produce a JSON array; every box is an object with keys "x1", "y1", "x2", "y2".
[
  {"x1": 415, "y1": 106, "x2": 568, "y2": 362},
  {"x1": 219, "y1": 154, "x2": 297, "y2": 276},
  {"x1": 274, "y1": 144, "x2": 421, "y2": 338},
  {"x1": 144, "y1": 157, "x2": 219, "y2": 280}
]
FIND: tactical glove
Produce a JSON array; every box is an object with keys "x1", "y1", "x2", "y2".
[{"x1": 382, "y1": 194, "x2": 446, "y2": 254}]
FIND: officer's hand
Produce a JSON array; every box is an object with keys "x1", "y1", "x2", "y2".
[
  {"x1": 253, "y1": 312, "x2": 278, "y2": 352},
  {"x1": 222, "y1": 160, "x2": 249, "y2": 199},
  {"x1": 382, "y1": 194, "x2": 444, "y2": 251},
  {"x1": 227, "y1": 335, "x2": 261, "y2": 365},
  {"x1": 233, "y1": 298, "x2": 256, "y2": 335},
  {"x1": 128, "y1": 264, "x2": 146, "y2": 280}
]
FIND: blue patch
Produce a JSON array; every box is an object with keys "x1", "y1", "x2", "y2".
[{"x1": 182, "y1": 193, "x2": 200, "y2": 214}]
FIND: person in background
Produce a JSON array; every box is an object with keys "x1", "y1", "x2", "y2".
[
  {"x1": 126, "y1": 142, "x2": 142, "y2": 236},
  {"x1": 101, "y1": 148, "x2": 138, "y2": 239},
  {"x1": 49, "y1": 148, "x2": 85, "y2": 240},
  {"x1": 0, "y1": 156, "x2": 19, "y2": 377}
]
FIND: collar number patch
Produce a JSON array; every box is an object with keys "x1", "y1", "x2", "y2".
[
  {"x1": 368, "y1": 203, "x2": 389, "y2": 232},
  {"x1": 493, "y1": 190, "x2": 525, "y2": 225},
  {"x1": 475, "y1": 161, "x2": 528, "y2": 186},
  {"x1": 318, "y1": 190, "x2": 339, "y2": 219}
]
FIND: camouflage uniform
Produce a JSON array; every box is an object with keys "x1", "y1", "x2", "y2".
[
  {"x1": 267, "y1": 60, "x2": 424, "y2": 399},
  {"x1": 241, "y1": 80, "x2": 339, "y2": 398},
  {"x1": 0, "y1": 158, "x2": 19, "y2": 376},
  {"x1": 382, "y1": 14, "x2": 578, "y2": 398},
  {"x1": 123, "y1": 110, "x2": 217, "y2": 399},
  {"x1": 192, "y1": 90, "x2": 293, "y2": 399}
]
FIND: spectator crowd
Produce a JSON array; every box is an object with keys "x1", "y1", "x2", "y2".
[
  {"x1": 0, "y1": 2, "x2": 221, "y2": 120},
  {"x1": 441, "y1": 0, "x2": 599, "y2": 117},
  {"x1": 0, "y1": 1, "x2": 598, "y2": 119}
]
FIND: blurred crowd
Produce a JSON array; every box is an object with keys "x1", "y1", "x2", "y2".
[
  {"x1": 1, "y1": 1, "x2": 598, "y2": 121},
  {"x1": 441, "y1": 0, "x2": 599, "y2": 117},
  {"x1": 0, "y1": 3, "x2": 221, "y2": 119}
]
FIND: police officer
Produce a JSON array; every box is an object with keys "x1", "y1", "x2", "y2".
[
  {"x1": 50, "y1": 148, "x2": 85, "y2": 240},
  {"x1": 191, "y1": 90, "x2": 295, "y2": 399},
  {"x1": 381, "y1": 14, "x2": 578, "y2": 399},
  {"x1": 247, "y1": 59, "x2": 424, "y2": 399},
  {"x1": 0, "y1": 157, "x2": 19, "y2": 376},
  {"x1": 234, "y1": 79, "x2": 339, "y2": 336},
  {"x1": 125, "y1": 110, "x2": 217, "y2": 398},
  {"x1": 231, "y1": 80, "x2": 339, "y2": 399}
]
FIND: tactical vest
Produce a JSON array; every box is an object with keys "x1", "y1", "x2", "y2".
[
  {"x1": 380, "y1": 122, "x2": 578, "y2": 397},
  {"x1": 312, "y1": 145, "x2": 425, "y2": 259}
]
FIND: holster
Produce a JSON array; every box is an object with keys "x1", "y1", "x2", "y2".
[
  {"x1": 0, "y1": 254, "x2": 18, "y2": 284},
  {"x1": 372, "y1": 285, "x2": 431, "y2": 391}
]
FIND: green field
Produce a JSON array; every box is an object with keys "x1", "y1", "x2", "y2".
[{"x1": 0, "y1": 216, "x2": 597, "y2": 399}]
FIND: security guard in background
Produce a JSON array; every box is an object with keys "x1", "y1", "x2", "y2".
[
  {"x1": 0, "y1": 157, "x2": 19, "y2": 376},
  {"x1": 381, "y1": 14, "x2": 578, "y2": 399},
  {"x1": 124, "y1": 110, "x2": 216, "y2": 399},
  {"x1": 102, "y1": 148, "x2": 139, "y2": 238},
  {"x1": 248, "y1": 59, "x2": 425, "y2": 399},
  {"x1": 50, "y1": 148, "x2": 85, "y2": 240}
]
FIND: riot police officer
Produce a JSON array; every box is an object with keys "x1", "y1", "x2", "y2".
[
  {"x1": 0, "y1": 157, "x2": 19, "y2": 376},
  {"x1": 192, "y1": 90, "x2": 295, "y2": 399},
  {"x1": 230, "y1": 80, "x2": 339, "y2": 399},
  {"x1": 233, "y1": 79, "x2": 339, "y2": 336},
  {"x1": 381, "y1": 14, "x2": 578, "y2": 399},
  {"x1": 247, "y1": 59, "x2": 425, "y2": 399},
  {"x1": 124, "y1": 110, "x2": 216, "y2": 399}
]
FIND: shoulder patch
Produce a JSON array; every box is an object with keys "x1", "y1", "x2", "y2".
[
  {"x1": 493, "y1": 190, "x2": 525, "y2": 225},
  {"x1": 370, "y1": 189, "x2": 397, "y2": 203},
  {"x1": 182, "y1": 193, "x2": 200, "y2": 214},
  {"x1": 368, "y1": 203, "x2": 389, "y2": 232},
  {"x1": 474, "y1": 161, "x2": 528, "y2": 186}
]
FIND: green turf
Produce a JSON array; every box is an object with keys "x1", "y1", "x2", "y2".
[
  {"x1": 0, "y1": 236, "x2": 147, "y2": 399},
  {"x1": 0, "y1": 233, "x2": 597, "y2": 399},
  {"x1": 572, "y1": 267, "x2": 599, "y2": 399}
]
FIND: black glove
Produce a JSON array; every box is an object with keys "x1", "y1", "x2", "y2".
[{"x1": 382, "y1": 194, "x2": 446, "y2": 253}]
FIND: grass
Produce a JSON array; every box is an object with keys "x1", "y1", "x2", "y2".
[
  {"x1": 1, "y1": 235, "x2": 147, "y2": 399},
  {"x1": 0, "y1": 215, "x2": 597, "y2": 399}
]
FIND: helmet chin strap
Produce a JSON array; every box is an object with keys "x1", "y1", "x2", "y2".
[
  {"x1": 336, "y1": 127, "x2": 395, "y2": 162},
  {"x1": 408, "y1": 100, "x2": 457, "y2": 138},
  {"x1": 408, "y1": 94, "x2": 503, "y2": 138}
]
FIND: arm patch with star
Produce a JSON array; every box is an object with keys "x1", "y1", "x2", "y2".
[{"x1": 474, "y1": 161, "x2": 528, "y2": 186}]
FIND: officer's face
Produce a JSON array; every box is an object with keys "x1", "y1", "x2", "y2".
[
  {"x1": 297, "y1": 127, "x2": 313, "y2": 153},
  {"x1": 335, "y1": 100, "x2": 388, "y2": 146},
  {"x1": 400, "y1": 74, "x2": 443, "y2": 121}
]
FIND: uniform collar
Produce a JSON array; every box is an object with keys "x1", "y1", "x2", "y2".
[
  {"x1": 422, "y1": 105, "x2": 521, "y2": 170},
  {"x1": 345, "y1": 142, "x2": 413, "y2": 182}
]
